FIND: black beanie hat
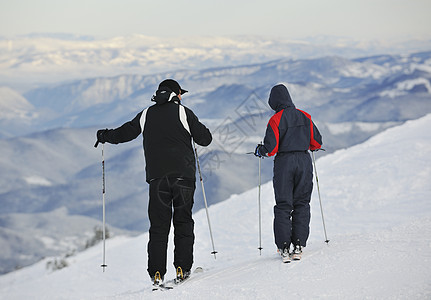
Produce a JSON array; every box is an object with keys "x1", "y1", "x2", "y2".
[{"x1": 158, "y1": 79, "x2": 188, "y2": 95}]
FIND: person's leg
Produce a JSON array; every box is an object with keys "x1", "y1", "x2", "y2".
[
  {"x1": 172, "y1": 178, "x2": 195, "y2": 273},
  {"x1": 147, "y1": 178, "x2": 173, "y2": 279},
  {"x1": 273, "y1": 154, "x2": 295, "y2": 250},
  {"x1": 291, "y1": 153, "x2": 313, "y2": 247}
]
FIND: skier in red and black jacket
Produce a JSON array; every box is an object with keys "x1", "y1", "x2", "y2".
[
  {"x1": 254, "y1": 84, "x2": 322, "y2": 262},
  {"x1": 96, "y1": 79, "x2": 212, "y2": 286}
]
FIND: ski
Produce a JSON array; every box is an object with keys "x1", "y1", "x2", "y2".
[
  {"x1": 291, "y1": 245, "x2": 302, "y2": 261},
  {"x1": 277, "y1": 244, "x2": 303, "y2": 263},
  {"x1": 163, "y1": 266, "x2": 204, "y2": 289},
  {"x1": 152, "y1": 284, "x2": 173, "y2": 292},
  {"x1": 278, "y1": 249, "x2": 291, "y2": 263},
  {"x1": 151, "y1": 271, "x2": 172, "y2": 292}
]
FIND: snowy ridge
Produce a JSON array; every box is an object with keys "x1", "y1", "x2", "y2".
[
  {"x1": 0, "y1": 87, "x2": 35, "y2": 120},
  {"x1": 0, "y1": 208, "x2": 126, "y2": 275},
  {"x1": 0, "y1": 114, "x2": 430, "y2": 299}
]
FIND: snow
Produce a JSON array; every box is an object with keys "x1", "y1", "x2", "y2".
[
  {"x1": 0, "y1": 115, "x2": 430, "y2": 299},
  {"x1": 380, "y1": 77, "x2": 431, "y2": 98},
  {"x1": 0, "y1": 86, "x2": 35, "y2": 120},
  {"x1": 339, "y1": 60, "x2": 387, "y2": 79},
  {"x1": 23, "y1": 175, "x2": 52, "y2": 186},
  {"x1": 325, "y1": 121, "x2": 400, "y2": 136}
]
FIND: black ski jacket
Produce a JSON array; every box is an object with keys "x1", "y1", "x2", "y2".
[
  {"x1": 260, "y1": 84, "x2": 322, "y2": 156},
  {"x1": 103, "y1": 87, "x2": 212, "y2": 182}
]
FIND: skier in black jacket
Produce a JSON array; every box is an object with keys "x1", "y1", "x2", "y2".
[
  {"x1": 254, "y1": 84, "x2": 322, "y2": 263},
  {"x1": 96, "y1": 79, "x2": 212, "y2": 286}
]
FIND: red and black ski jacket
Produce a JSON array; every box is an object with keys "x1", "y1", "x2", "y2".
[
  {"x1": 103, "y1": 87, "x2": 212, "y2": 182},
  {"x1": 260, "y1": 84, "x2": 322, "y2": 157}
]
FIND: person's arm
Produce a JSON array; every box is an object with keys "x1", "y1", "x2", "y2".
[
  {"x1": 310, "y1": 120, "x2": 322, "y2": 151},
  {"x1": 261, "y1": 111, "x2": 283, "y2": 157},
  {"x1": 96, "y1": 111, "x2": 143, "y2": 145},
  {"x1": 186, "y1": 108, "x2": 212, "y2": 146}
]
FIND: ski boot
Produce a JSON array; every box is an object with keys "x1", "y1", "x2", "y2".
[
  {"x1": 291, "y1": 245, "x2": 302, "y2": 261},
  {"x1": 278, "y1": 242, "x2": 291, "y2": 263},
  {"x1": 152, "y1": 271, "x2": 164, "y2": 291},
  {"x1": 174, "y1": 266, "x2": 191, "y2": 284}
]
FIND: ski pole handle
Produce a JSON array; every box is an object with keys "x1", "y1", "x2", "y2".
[{"x1": 94, "y1": 141, "x2": 99, "y2": 148}]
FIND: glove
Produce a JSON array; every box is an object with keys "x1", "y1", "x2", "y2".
[
  {"x1": 95, "y1": 129, "x2": 109, "y2": 147},
  {"x1": 254, "y1": 144, "x2": 266, "y2": 158}
]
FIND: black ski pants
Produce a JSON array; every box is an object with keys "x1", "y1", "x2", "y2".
[
  {"x1": 273, "y1": 151, "x2": 313, "y2": 249},
  {"x1": 147, "y1": 177, "x2": 195, "y2": 278}
]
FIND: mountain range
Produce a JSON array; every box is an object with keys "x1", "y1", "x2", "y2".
[{"x1": 2, "y1": 34, "x2": 431, "y2": 90}]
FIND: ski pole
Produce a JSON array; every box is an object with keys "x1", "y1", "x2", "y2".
[
  {"x1": 95, "y1": 141, "x2": 108, "y2": 271},
  {"x1": 258, "y1": 156, "x2": 263, "y2": 255},
  {"x1": 101, "y1": 144, "x2": 108, "y2": 270},
  {"x1": 311, "y1": 151, "x2": 329, "y2": 244},
  {"x1": 193, "y1": 141, "x2": 218, "y2": 259},
  {"x1": 246, "y1": 146, "x2": 264, "y2": 255}
]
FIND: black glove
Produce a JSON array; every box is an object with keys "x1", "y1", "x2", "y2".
[
  {"x1": 254, "y1": 144, "x2": 266, "y2": 158},
  {"x1": 94, "y1": 129, "x2": 109, "y2": 148}
]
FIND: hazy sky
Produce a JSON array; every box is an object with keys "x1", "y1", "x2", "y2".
[{"x1": 1, "y1": 0, "x2": 430, "y2": 41}]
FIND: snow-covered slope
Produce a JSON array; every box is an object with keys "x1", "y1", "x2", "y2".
[
  {"x1": 0, "y1": 86, "x2": 37, "y2": 138},
  {"x1": 0, "y1": 87, "x2": 35, "y2": 119},
  {"x1": 0, "y1": 114, "x2": 429, "y2": 299},
  {"x1": 0, "y1": 208, "x2": 127, "y2": 274}
]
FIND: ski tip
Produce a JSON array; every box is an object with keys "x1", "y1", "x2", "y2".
[{"x1": 152, "y1": 286, "x2": 172, "y2": 292}]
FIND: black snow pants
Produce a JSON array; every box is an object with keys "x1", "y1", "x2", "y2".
[
  {"x1": 147, "y1": 177, "x2": 195, "y2": 278},
  {"x1": 273, "y1": 151, "x2": 313, "y2": 249}
]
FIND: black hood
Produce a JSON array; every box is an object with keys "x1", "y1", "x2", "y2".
[
  {"x1": 268, "y1": 84, "x2": 295, "y2": 112},
  {"x1": 151, "y1": 87, "x2": 180, "y2": 105}
]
